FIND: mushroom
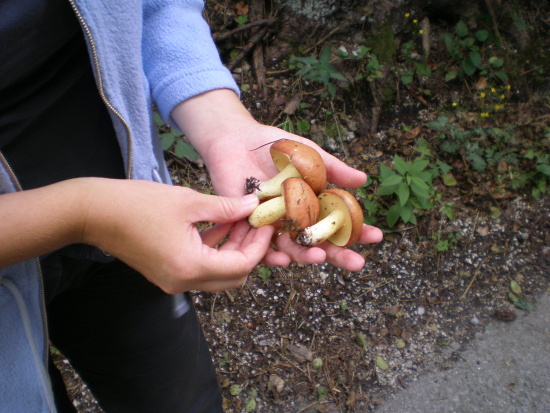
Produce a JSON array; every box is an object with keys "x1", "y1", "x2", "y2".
[
  {"x1": 245, "y1": 140, "x2": 327, "y2": 200},
  {"x1": 248, "y1": 177, "x2": 320, "y2": 237},
  {"x1": 295, "y1": 188, "x2": 363, "y2": 247}
]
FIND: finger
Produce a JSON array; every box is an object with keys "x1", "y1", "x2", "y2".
[
  {"x1": 357, "y1": 224, "x2": 384, "y2": 244},
  {"x1": 263, "y1": 248, "x2": 291, "y2": 267},
  {"x1": 321, "y1": 242, "x2": 366, "y2": 272},
  {"x1": 274, "y1": 232, "x2": 326, "y2": 265},
  {"x1": 200, "y1": 223, "x2": 234, "y2": 247},
  {"x1": 189, "y1": 192, "x2": 259, "y2": 224},
  {"x1": 219, "y1": 220, "x2": 254, "y2": 251},
  {"x1": 322, "y1": 155, "x2": 368, "y2": 188},
  {"x1": 199, "y1": 225, "x2": 274, "y2": 280}
]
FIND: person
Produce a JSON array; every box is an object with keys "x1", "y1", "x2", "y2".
[{"x1": 0, "y1": 0, "x2": 383, "y2": 412}]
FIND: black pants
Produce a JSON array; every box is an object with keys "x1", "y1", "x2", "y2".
[{"x1": 43, "y1": 251, "x2": 222, "y2": 412}]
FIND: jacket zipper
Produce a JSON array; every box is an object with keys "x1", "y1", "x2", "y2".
[
  {"x1": 67, "y1": 0, "x2": 134, "y2": 179},
  {"x1": 0, "y1": 152, "x2": 49, "y2": 367}
]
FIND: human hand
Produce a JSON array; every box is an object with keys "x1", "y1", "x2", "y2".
[
  {"x1": 81, "y1": 178, "x2": 274, "y2": 293},
  {"x1": 204, "y1": 125, "x2": 383, "y2": 270},
  {"x1": 171, "y1": 90, "x2": 382, "y2": 271}
]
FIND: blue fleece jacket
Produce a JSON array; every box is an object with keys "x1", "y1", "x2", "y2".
[{"x1": 0, "y1": 1, "x2": 238, "y2": 411}]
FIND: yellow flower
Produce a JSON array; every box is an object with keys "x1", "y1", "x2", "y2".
[
  {"x1": 480, "y1": 92, "x2": 486, "y2": 98},
  {"x1": 419, "y1": 30, "x2": 424, "y2": 34},
  {"x1": 491, "y1": 87, "x2": 496, "y2": 93},
  {"x1": 500, "y1": 94, "x2": 506, "y2": 100},
  {"x1": 452, "y1": 102, "x2": 458, "y2": 107},
  {"x1": 481, "y1": 112, "x2": 489, "y2": 118},
  {"x1": 506, "y1": 85, "x2": 511, "y2": 90},
  {"x1": 413, "y1": 19, "x2": 418, "y2": 24},
  {"x1": 494, "y1": 104, "x2": 502, "y2": 111},
  {"x1": 405, "y1": 13, "x2": 410, "y2": 18}
]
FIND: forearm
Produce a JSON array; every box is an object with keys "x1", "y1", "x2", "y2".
[{"x1": 0, "y1": 179, "x2": 87, "y2": 267}]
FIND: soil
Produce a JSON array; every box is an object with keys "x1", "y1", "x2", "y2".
[{"x1": 53, "y1": 1, "x2": 549, "y2": 412}]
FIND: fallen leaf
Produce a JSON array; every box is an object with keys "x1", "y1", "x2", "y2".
[
  {"x1": 287, "y1": 343, "x2": 313, "y2": 363},
  {"x1": 477, "y1": 225, "x2": 490, "y2": 236},
  {"x1": 474, "y1": 77, "x2": 488, "y2": 90},
  {"x1": 283, "y1": 95, "x2": 301, "y2": 115},
  {"x1": 268, "y1": 374, "x2": 285, "y2": 394},
  {"x1": 376, "y1": 356, "x2": 388, "y2": 370},
  {"x1": 235, "y1": 1, "x2": 249, "y2": 16}
]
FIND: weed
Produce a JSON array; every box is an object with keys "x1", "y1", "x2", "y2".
[
  {"x1": 257, "y1": 266, "x2": 271, "y2": 283},
  {"x1": 432, "y1": 231, "x2": 461, "y2": 252},
  {"x1": 154, "y1": 111, "x2": 199, "y2": 160},
  {"x1": 289, "y1": 41, "x2": 348, "y2": 97},
  {"x1": 440, "y1": 21, "x2": 507, "y2": 84}
]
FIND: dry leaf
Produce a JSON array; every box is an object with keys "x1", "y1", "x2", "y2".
[
  {"x1": 283, "y1": 95, "x2": 301, "y2": 115},
  {"x1": 475, "y1": 77, "x2": 488, "y2": 90},
  {"x1": 287, "y1": 343, "x2": 313, "y2": 363},
  {"x1": 477, "y1": 225, "x2": 490, "y2": 236},
  {"x1": 235, "y1": 1, "x2": 249, "y2": 16}
]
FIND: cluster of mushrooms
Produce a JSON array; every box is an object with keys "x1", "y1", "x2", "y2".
[{"x1": 245, "y1": 140, "x2": 363, "y2": 248}]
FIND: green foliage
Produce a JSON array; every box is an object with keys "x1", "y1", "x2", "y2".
[
  {"x1": 235, "y1": 15, "x2": 248, "y2": 27},
  {"x1": 276, "y1": 116, "x2": 310, "y2": 137},
  {"x1": 357, "y1": 139, "x2": 456, "y2": 228},
  {"x1": 440, "y1": 21, "x2": 507, "y2": 83},
  {"x1": 290, "y1": 42, "x2": 348, "y2": 96},
  {"x1": 376, "y1": 155, "x2": 435, "y2": 227},
  {"x1": 257, "y1": 266, "x2": 271, "y2": 283},
  {"x1": 509, "y1": 279, "x2": 534, "y2": 311},
  {"x1": 400, "y1": 41, "x2": 432, "y2": 85},
  {"x1": 154, "y1": 111, "x2": 199, "y2": 160},
  {"x1": 432, "y1": 231, "x2": 461, "y2": 252},
  {"x1": 428, "y1": 117, "x2": 550, "y2": 198}
]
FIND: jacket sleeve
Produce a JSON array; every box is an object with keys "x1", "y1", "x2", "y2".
[{"x1": 142, "y1": 0, "x2": 240, "y2": 125}]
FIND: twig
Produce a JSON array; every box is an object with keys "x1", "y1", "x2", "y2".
[
  {"x1": 249, "y1": 1, "x2": 268, "y2": 98},
  {"x1": 224, "y1": 290, "x2": 235, "y2": 303},
  {"x1": 483, "y1": 0, "x2": 503, "y2": 44},
  {"x1": 459, "y1": 258, "x2": 486, "y2": 300},
  {"x1": 210, "y1": 293, "x2": 218, "y2": 321},
  {"x1": 212, "y1": 18, "x2": 276, "y2": 42},
  {"x1": 227, "y1": 26, "x2": 269, "y2": 71}
]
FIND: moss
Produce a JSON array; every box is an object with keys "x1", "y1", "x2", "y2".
[
  {"x1": 365, "y1": 21, "x2": 396, "y2": 65},
  {"x1": 324, "y1": 121, "x2": 343, "y2": 139}
]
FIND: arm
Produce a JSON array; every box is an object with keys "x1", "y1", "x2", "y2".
[{"x1": 0, "y1": 178, "x2": 273, "y2": 293}]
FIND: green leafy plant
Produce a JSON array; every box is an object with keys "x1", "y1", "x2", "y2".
[
  {"x1": 289, "y1": 42, "x2": 348, "y2": 96},
  {"x1": 400, "y1": 41, "x2": 432, "y2": 85},
  {"x1": 509, "y1": 279, "x2": 534, "y2": 311},
  {"x1": 376, "y1": 155, "x2": 435, "y2": 227},
  {"x1": 440, "y1": 21, "x2": 507, "y2": 83},
  {"x1": 358, "y1": 139, "x2": 455, "y2": 227},
  {"x1": 338, "y1": 44, "x2": 384, "y2": 82},
  {"x1": 257, "y1": 266, "x2": 271, "y2": 283},
  {"x1": 428, "y1": 117, "x2": 549, "y2": 199},
  {"x1": 154, "y1": 112, "x2": 199, "y2": 160},
  {"x1": 432, "y1": 231, "x2": 461, "y2": 252}
]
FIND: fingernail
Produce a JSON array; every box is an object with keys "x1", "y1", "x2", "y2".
[{"x1": 241, "y1": 194, "x2": 259, "y2": 208}]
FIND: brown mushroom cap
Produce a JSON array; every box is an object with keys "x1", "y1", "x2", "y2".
[
  {"x1": 282, "y1": 177, "x2": 320, "y2": 236},
  {"x1": 317, "y1": 188, "x2": 363, "y2": 247},
  {"x1": 270, "y1": 140, "x2": 327, "y2": 194}
]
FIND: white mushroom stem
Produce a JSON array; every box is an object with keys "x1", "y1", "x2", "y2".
[
  {"x1": 248, "y1": 196, "x2": 286, "y2": 228},
  {"x1": 255, "y1": 163, "x2": 301, "y2": 200},
  {"x1": 296, "y1": 209, "x2": 345, "y2": 246}
]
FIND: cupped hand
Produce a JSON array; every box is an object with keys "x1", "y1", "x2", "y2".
[
  {"x1": 199, "y1": 122, "x2": 383, "y2": 271},
  {"x1": 80, "y1": 178, "x2": 274, "y2": 293}
]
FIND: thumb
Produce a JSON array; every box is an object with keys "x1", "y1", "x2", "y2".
[{"x1": 192, "y1": 193, "x2": 259, "y2": 224}]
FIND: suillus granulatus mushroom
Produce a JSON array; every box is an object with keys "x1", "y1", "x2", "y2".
[
  {"x1": 245, "y1": 140, "x2": 327, "y2": 200},
  {"x1": 248, "y1": 177, "x2": 320, "y2": 237},
  {"x1": 295, "y1": 188, "x2": 363, "y2": 247}
]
